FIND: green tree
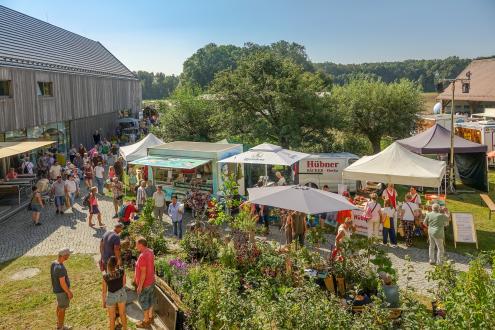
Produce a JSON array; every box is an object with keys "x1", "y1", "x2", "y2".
[
  {"x1": 181, "y1": 41, "x2": 320, "y2": 89},
  {"x1": 181, "y1": 43, "x2": 242, "y2": 89},
  {"x1": 135, "y1": 71, "x2": 179, "y2": 99},
  {"x1": 332, "y1": 78, "x2": 423, "y2": 153},
  {"x1": 152, "y1": 85, "x2": 219, "y2": 142},
  {"x1": 210, "y1": 51, "x2": 336, "y2": 149}
]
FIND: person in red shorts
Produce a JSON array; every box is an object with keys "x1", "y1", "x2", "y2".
[{"x1": 121, "y1": 200, "x2": 137, "y2": 226}]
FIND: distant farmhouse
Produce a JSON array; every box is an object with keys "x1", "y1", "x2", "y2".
[
  {"x1": 437, "y1": 58, "x2": 495, "y2": 115},
  {"x1": 0, "y1": 5, "x2": 141, "y2": 150}
]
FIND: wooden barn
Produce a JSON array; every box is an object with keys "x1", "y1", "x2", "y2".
[{"x1": 0, "y1": 5, "x2": 141, "y2": 152}]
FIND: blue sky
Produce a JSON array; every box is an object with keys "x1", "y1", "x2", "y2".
[{"x1": 2, "y1": 0, "x2": 495, "y2": 74}]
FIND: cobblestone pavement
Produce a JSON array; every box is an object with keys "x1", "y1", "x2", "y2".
[{"x1": 0, "y1": 195, "x2": 472, "y2": 295}]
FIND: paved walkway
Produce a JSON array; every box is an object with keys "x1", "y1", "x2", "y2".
[{"x1": 0, "y1": 193, "x2": 472, "y2": 295}]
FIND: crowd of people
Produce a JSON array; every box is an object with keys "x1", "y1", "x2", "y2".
[{"x1": 51, "y1": 233, "x2": 157, "y2": 330}]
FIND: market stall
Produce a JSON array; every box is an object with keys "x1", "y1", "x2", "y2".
[
  {"x1": 219, "y1": 143, "x2": 309, "y2": 186},
  {"x1": 119, "y1": 133, "x2": 163, "y2": 162},
  {"x1": 133, "y1": 141, "x2": 244, "y2": 201},
  {"x1": 342, "y1": 142, "x2": 447, "y2": 237},
  {"x1": 342, "y1": 142, "x2": 446, "y2": 187},
  {"x1": 398, "y1": 124, "x2": 488, "y2": 191},
  {"x1": 0, "y1": 141, "x2": 54, "y2": 220}
]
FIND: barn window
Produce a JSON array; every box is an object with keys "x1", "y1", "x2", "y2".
[
  {"x1": 37, "y1": 81, "x2": 53, "y2": 96},
  {"x1": 0, "y1": 80, "x2": 11, "y2": 97}
]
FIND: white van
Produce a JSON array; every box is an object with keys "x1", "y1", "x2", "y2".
[{"x1": 297, "y1": 153, "x2": 359, "y2": 192}]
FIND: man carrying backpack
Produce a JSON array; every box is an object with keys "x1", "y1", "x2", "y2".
[
  {"x1": 21, "y1": 157, "x2": 34, "y2": 175},
  {"x1": 120, "y1": 200, "x2": 137, "y2": 226}
]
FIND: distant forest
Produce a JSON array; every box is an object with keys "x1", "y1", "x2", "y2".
[
  {"x1": 136, "y1": 42, "x2": 493, "y2": 99},
  {"x1": 135, "y1": 71, "x2": 179, "y2": 100},
  {"x1": 314, "y1": 57, "x2": 476, "y2": 92}
]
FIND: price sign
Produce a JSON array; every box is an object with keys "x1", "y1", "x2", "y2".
[
  {"x1": 352, "y1": 208, "x2": 381, "y2": 237},
  {"x1": 451, "y1": 212, "x2": 478, "y2": 249}
]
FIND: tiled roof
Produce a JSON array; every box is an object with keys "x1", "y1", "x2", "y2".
[
  {"x1": 0, "y1": 5, "x2": 137, "y2": 80},
  {"x1": 437, "y1": 58, "x2": 495, "y2": 102}
]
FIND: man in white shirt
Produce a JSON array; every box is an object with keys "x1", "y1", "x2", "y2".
[
  {"x1": 152, "y1": 185, "x2": 166, "y2": 221},
  {"x1": 168, "y1": 195, "x2": 184, "y2": 239},
  {"x1": 136, "y1": 181, "x2": 147, "y2": 211},
  {"x1": 49, "y1": 161, "x2": 62, "y2": 180},
  {"x1": 400, "y1": 193, "x2": 420, "y2": 247},
  {"x1": 94, "y1": 162, "x2": 105, "y2": 195}
]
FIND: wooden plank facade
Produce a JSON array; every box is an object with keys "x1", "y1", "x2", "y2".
[{"x1": 0, "y1": 66, "x2": 141, "y2": 133}]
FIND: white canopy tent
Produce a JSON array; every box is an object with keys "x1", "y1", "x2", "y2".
[
  {"x1": 219, "y1": 143, "x2": 309, "y2": 179},
  {"x1": 248, "y1": 185, "x2": 358, "y2": 214},
  {"x1": 219, "y1": 143, "x2": 309, "y2": 166},
  {"x1": 119, "y1": 133, "x2": 164, "y2": 162},
  {"x1": 342, "y1": 142, "x2": 446, "y2": 188}
]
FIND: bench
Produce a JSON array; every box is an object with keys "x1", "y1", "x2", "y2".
[{"x1": 480, "y1": 194, "x2": 495, "y2": 219}]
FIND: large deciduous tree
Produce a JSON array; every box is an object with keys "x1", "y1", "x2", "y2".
[
  {"x1": 181, "y1": 43, "x2": 242, "y2": 89},
  {"x1": 210, "y1": 51, "x2": 336, "y2": 149},
  {"x1": 332, "y1": 78, "x2": 423, "y2": 153},
  {"x1": 152, "y1": 85, "x2": 219, "y2": 142}
]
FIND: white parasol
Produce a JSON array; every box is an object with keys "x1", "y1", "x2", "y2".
[{"x1": 247, "y1": 185, "x2": 358, "y2": 214}]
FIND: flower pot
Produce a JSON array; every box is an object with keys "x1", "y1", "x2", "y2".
[
  {"x1": 324, "y1": 274, "x2": 336, "y2": 294},
  {"x1": 248, "y1": 231, "x2": 255, "y2": 243},
  {"x1": 336, "y1": 276, "x2": 346, "y2": 298}
]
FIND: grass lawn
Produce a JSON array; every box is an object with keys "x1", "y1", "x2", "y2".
[
  {"x1": 394, "y1": 171, "x2": 495, "y2": 255},
  {"x1": 0, "y1": 254, "x2": 137, "y2": 330}
]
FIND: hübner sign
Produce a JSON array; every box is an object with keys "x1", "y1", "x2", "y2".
[{"x1": 302, "y1": 160, "x2": 340, "y2": 173}]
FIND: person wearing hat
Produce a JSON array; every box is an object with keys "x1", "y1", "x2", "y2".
[
  {"x1": 51, "y1": 176, "x2": 67, "y2": 215},
  {"x1": 100, "y1": 222, "x2": 123, "y2": 271},
  {"x1": 51, "y1": 248, "x2": 73, "y2": 330}
]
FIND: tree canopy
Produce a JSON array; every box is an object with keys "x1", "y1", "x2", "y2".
[
  {"x1": 136, "y1": 71, "x2": 179, "y2": 100},
  {"x1": 210, "y1": 50, "x2": 335, "y2": 149},
  {"x1": 180, "y1": 41, "x2": 317, "y2": 89},
  {"x1": 332, "y1": 78, "x2": 424, "y2": 153},
  {"x1": 151, "y1": 84, "x2": 219, "y2": 142}
]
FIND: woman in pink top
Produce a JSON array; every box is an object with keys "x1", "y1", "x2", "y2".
[{"x1": 88, "y1": 186, "x2": 103, "y2": 227}]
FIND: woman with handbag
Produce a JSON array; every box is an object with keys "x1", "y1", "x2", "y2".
[
  {"x1": 399, "y1": 193, "x2": 420, "y2": 247},
  {"x1": 364, "y1": 193, "x2": 382, "y2": 239}
]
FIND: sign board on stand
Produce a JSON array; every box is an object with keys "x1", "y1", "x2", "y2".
[
  {"x1": 352, "y1": 208, "x2": 378, "y2": 237},
  {"x1": 451, "y1": 212, "x2": 478, "y2": 249}
]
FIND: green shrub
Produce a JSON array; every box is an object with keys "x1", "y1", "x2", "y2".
[{"x1": 180, "y1": 228, "x2": 220, "y2": 262}]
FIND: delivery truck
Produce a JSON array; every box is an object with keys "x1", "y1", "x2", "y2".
[{"x1": 296, "y1": 153, "x2": 359, "y2": 192}]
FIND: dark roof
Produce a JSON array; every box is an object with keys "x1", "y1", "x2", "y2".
[
  {"x1": 437, "y1": 59, "x2": 495, "y2": 102},
  {"x1": 0, "y1": 5, "x2": 137, "y2": 80},
  {"x1": 397, "y1": 124, "x2": 487, "y2": 154}
]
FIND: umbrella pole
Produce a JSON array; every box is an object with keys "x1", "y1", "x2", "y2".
[{"x1": 265, "y1": 164, "x2": 268, "y2": 177}]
